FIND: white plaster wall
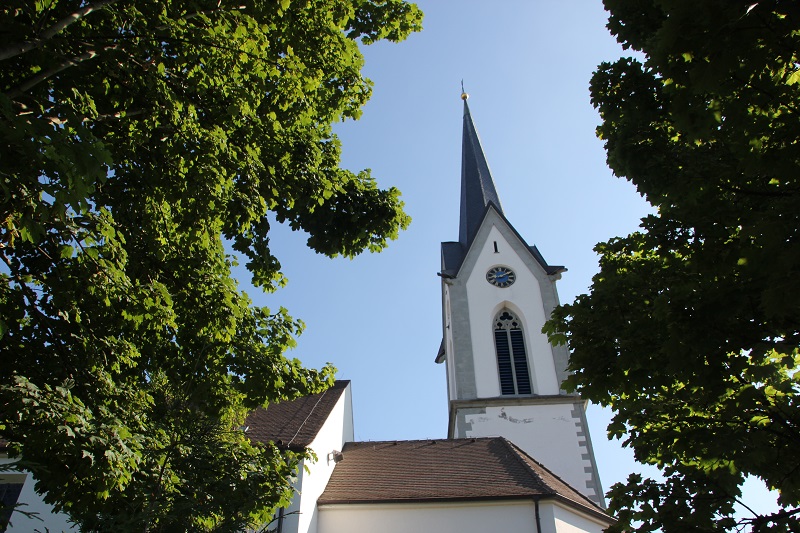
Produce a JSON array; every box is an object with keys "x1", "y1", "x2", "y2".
[
  {"x1": 287, "y1": 383, "x2": 353, "y2": 533},
  {"x1": 458, "y1": 403, "x2": 594, "y2": 502},
  {"x1": 278, "y1": 459, "x2": 305, "y2": 533},
  {"x1": 465, "y1": 224, "x2": 560, "y2": 397},
  {"x1": 538, "y1": 501, "x2": 609, "y2": 533},
  {"x1": 318, "y1": 500, "x2": 539, "y2": 533},
  {"x1": 0, "y1": 459, "x2": 76, "y2": 532}
]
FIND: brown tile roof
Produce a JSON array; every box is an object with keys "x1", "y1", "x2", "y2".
[
  {"x1": 318, "y1": 437, "x2": 610, "y2": 522},
  {"x1": 245, "y1": 380, "x2": 349, "y2": 452}
]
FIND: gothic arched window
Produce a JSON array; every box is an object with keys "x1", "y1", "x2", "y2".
[{"x1": 493, "y1": 310, "x2": 532, "y2": 395}]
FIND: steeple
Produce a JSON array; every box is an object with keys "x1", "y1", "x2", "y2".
[
  {"x1": 459, "y1": 95, "x2": 503, "y2": 248},
  {"x1": 439, "y1": 94, "x2": 605, "y2": 507}
]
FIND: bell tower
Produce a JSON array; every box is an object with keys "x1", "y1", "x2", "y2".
[{"x1": 436, "y1": 94, "x2": 605, "y2": 507}]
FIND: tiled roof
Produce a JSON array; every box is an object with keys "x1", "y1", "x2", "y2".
[
  {"x1": 245, "y1": 380, "x2": 349, "y2": 451},
  {"x1": 318, "y1": 437, "x2": 609, "y2": 522}
]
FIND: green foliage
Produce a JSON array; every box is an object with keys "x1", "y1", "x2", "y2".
[
  {"x1": 0, "y1": 0, "x2": 420, "y2": 530},
  {"x1": 545, "y1": 1, "x2": 800, "y2": 531}
]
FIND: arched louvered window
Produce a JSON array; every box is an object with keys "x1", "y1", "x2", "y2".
[{"x1": 493, "y1": 310, "x2": 532, "y2": 395}]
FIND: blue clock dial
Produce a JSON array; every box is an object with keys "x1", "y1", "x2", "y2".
[{"x1": 486, "y1": 266, "x2": 516, "y2": 288}]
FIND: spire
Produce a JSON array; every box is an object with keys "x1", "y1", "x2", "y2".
[{"x1": 459, "y1": 94, "x2": 504, "y2": 247}]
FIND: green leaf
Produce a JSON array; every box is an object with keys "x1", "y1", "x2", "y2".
[
  {"x1": 551, "y1": 2, "x2": 800, "y2": 530},
  {"x1": 0, "y1": 0, "x2": 421, "y2": 529}
]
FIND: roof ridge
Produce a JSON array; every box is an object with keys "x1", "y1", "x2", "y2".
[
  {"x1": 496, "y1": 437, "x2": 556, "y2": 497},
  {"x1": 346, "y1": 437, "x2": 498, "y2": 446},
  {"x1": 501, "y1": 438, "x2": 606, "y2": 512},
  {"x1": 245, "y1": 380, "x2": 350, "y2": 450}
]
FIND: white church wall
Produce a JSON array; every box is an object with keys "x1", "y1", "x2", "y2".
[
  {"x1": 278, "y1": 458, "x2": 305, "y2": 533},
  {"x1": 465, "y1": 224, "x2": 560, "y2": 397},
  {"x1": 317, "y1": 500, "x2": 539, "y2": 533},
  {"x1": 286, "y1": 383, "x2": 353, "y2": 533},
  {"x1": 458, "y1": 402, "x2": 595, "y2": 503},
  {"x1": 0, "y1": 458, "x2": 75, "y2": 532},
  {"x1": 537, "y1": 501, "x2": 609, "y2": 533}
]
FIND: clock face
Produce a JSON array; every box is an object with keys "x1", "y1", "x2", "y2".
[{"x1": 486, "y1": 266, "x2": 516, "y2": 288}]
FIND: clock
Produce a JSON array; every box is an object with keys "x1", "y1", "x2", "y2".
[{"x1": 486, "y1": 266, "x2": 516, "y2": 288}]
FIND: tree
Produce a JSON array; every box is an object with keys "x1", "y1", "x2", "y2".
[
  {"x1": 545, "y1": 1, "x2": 800, "y2": 531},
  {"x1": 0, "y1": 0, "x2": 421, "y2": 530}
]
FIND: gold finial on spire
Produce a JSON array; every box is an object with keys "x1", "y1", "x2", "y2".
[{"x1": 461, "y1": 79, "x2": 469, "y2": 101}]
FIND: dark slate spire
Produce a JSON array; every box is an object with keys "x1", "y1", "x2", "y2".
[{"x1": 459, "y1": 95, "x2": 503, "y2": 247}]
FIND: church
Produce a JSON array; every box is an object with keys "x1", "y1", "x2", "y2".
[
  {"x1": 242, "y1": 93, "x2": 612, "y2": 533},
  {"x1": 0, "y1": 95, "x2": 612, "y2": 533}
]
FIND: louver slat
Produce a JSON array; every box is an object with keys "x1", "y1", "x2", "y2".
[
  {"x1": 494, "y1": 330, "x2": 516, "y2": 395},
  {"x1": 510, "y1": 330, "x2": 532, "y2": 394}
]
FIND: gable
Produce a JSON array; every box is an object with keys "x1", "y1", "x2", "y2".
[
  {"x1": 245, "y1": 380, "x2": 350, "y2": 451},
  {"x1": 441, "y1": 204, "x2": 565, "y2": 280}
]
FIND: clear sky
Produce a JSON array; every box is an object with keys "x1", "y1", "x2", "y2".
[{"x1": 237, "y1": 0, "x2": 777, "y2": 517}]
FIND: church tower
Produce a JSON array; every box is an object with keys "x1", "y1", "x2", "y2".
[{"x1": 436, "y1": 94, "x2": 605, "y2": 507}]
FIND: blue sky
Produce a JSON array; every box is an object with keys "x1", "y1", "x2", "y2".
[{"x1": 238, "y1": 0, "x2": 777, "y2": 516}]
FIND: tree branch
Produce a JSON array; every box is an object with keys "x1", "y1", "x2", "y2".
[
  {"x1": 5, "y1": 44, "x2": 117, "y2": 99},
  {"x1": 742, "y1": 505, "x2": 800, "y2": 530},
  {"x1": 0, "y1": 0, "x2": 120, "y2": 62}
]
